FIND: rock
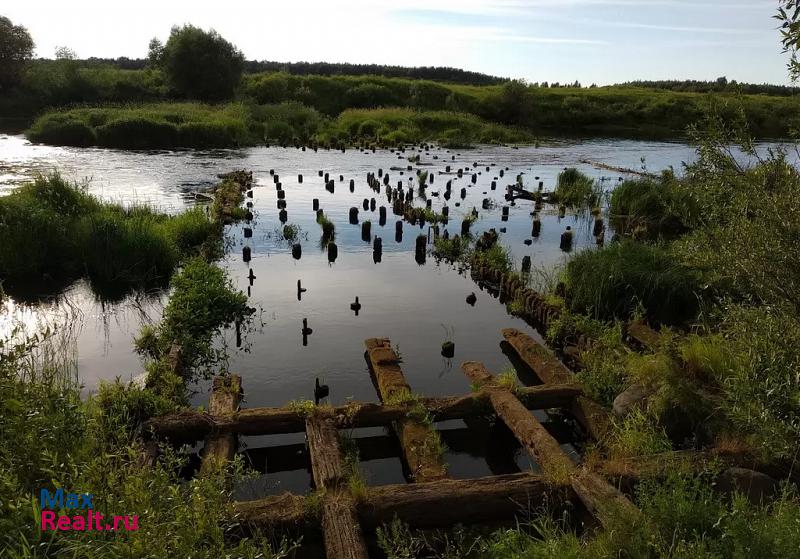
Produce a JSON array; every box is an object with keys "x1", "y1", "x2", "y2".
[
  {"x1": 612, "y1": 383, "x2": 653, "y2": 417},
  {"x1": 716, "y1": 468, "x2": 778, "y2": 504}
]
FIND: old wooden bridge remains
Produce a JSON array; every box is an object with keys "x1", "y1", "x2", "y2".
[{"x1": 146, "y1": 328, "x2": 639, "y2": 558}]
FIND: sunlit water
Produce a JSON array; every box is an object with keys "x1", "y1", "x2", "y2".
[{"x1": 1, "y1": 133, "x2": 790, "y2": 495}]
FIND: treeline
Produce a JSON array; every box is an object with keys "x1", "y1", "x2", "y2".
[
  {"x1": 242, "y1": 60, "x2": 507, "y2": 85},
  {"x1": 21, "y1": 57, "x2": 507, "y2": 85},
  {"x1": 615, "y1": 78, "x2": 798, "y2": 96}
]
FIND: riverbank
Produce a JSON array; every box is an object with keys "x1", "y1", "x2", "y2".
[{"x1": 14, "y1": 70, "x2": 800, "y2": 150}]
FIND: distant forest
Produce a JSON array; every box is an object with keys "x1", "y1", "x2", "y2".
[
  {"x1": 72, "y1": 57, "x2": 508, "y2": 85},
  {"x1": 614, "y1": 78, "x2": 798, "y2": 96}
]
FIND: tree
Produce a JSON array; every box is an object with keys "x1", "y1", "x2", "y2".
[
  {"x1": 157, "y1": 25, "x2": 244, "y2": 101},
  {"x1": 0, "y1": 16, "x2": 34, "y2": 90},
  {"x1": 777, "y1": 1, "x2": 800, "y2": 80}
]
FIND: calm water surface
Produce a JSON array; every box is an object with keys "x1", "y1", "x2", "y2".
[{"x1": 1, "y1": 134, "x2": 784, "y2": 496}]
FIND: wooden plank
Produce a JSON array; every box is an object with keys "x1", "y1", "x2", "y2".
[
  {"x1": 463, "y1": 362, "x2": 574, "y2": 482},
  {"x1": 236, "y1": 473, "x2": 563, "y2": 530},
  {"x1": 305, "y1": 414, "x2": 345, "y2": 489},
  {"x1": 322, "y1": 493, "x2": 369, "y2": 559},
  {"x1": 502, "y1": 328, "x2": 610, "y2": 440},
  {"x1": 144, "y1": 384, "x2": 583, "y2": 441},
  {"x1": 200, "y1": 375, "x2": 242, "y2": 474},
  {"x1": 460, "y1": 361, "x2": 639, "y2": 528},
  {"x1": 364, "y1": 338, "x2": 448, "y2": 482}
]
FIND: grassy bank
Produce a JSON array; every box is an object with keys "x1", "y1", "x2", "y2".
[
  {"x1": 0, "y1": 173, "x2": 218, "y2": 299},
  {"x1": 15, "y1": 68, "x2": 800, "y2": 148},
  {"x1": 26, "y1": 103, "x2": 531, "y2": 149}
]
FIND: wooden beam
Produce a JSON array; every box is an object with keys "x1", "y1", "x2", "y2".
[
  {"x1": 463, "y1": 362, "x2": 575, "y2": 482},
  {"x1": 235, "y1": 473, "x2": 563, "y2": 530},
  {"x1": 461, "y1": 361, "x2": 639, "y2": 529},
  {"x1": 364, "y1": 338, "x2": 448, "y2": 482},
  {"x1": 321, "y1": 494, "x2": 369, "y2": 559},
  {"x1": 305, "y1": 414, "x2": 345, "y2": 490},
  {"x1": 200, "y1": 375, "x2": 242, "y2": 474},
  {"x1": 144, "y1": 384, "x2": 582, "y2": 442},
  {"x1": 502, "y1": 328, "x2": 610, "y2": 441},
  {"x1": 304, "y1": 413, "x2": 368, "y2": 559}
]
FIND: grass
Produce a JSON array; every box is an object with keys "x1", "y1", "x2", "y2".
[
  {"x1": 432, "y1": 234, "x2": 471, "y2": 262},
  {"x1": 553, "y1": 168, "x2": 599, "y2": 207},
  {"x1": 473, "y1": 243, "x2": 512, "y2": 274},
  {"x1": 0, "y1": 318, "x2": 298, "y2": 558},
  {"x1": 562, "y1": 240, "x2": 702, "y2": 325},
  {"x1": 0, "y1": 173, "x2": 218, "y2": 299},
  {"x1": 609, "y1": 173, "x2": 690, "y2": 239},
  {"x1": 316, "y1": 211, "x2": 336, "y2": 239}
]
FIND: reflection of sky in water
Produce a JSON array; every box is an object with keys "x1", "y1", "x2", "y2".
[
  {"x1": 7, "y1": 134, "x2": 792, "y2": 494},
  {"x1": 1, "y1": 134, "x2": 795, "y2": 402}
]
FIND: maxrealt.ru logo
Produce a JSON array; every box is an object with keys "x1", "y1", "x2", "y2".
[{"x1": 39, "y1": 489, "x2": 138, "y2": 532}]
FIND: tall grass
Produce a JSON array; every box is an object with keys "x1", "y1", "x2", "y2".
[
  {"x1": 609, "y1": 174, "x2": 689, "y2": 239},
  {"x1": 553, "y1": 168, "x2": 599, "y2": 207},
  {"x1": 562, "y1": 240, "x2": 702, "y2": 325},
  {"x1": 0, "y1": 173, "x2": 216, "y2": 298}
]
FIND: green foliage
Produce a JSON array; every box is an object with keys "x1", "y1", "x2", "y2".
[
  {"x1": 316, "y1": 211, "x2": 335, "y2": 239},
  {"x1": 563, "y1": 240, "x2": 702, "y2": 325},
  {"x1": 28, "y1": 103, "x2": 251, "y2": 149},
  {"x1": 473, "y1": 243, "x2": 512, "y2": 274},
  {"x1": 432, "y1": 234, "x2": 471, "y2": 262},
  {"x1": 0, "y1": 16, "x2": 34, "y2": 90},
  {"x1": 135, "y1": 257, "x2": 251, "y2": 375},
  {"x1": 0, "y1": 174, "x2": 216, "y2": 298},
  {"x1": 607, "y1": 408, "x2": 673, "y2": 459},
  {"x1": 674, "y1": 144, "x2": 800, "y2": 314},
  {"x1": 609, "y1": 172, "x2": 690, "y2": 240},
  {"x1": 553, "y1": 168, "x2": 598, "y2": 207},
  {"x1": 157, "y1": 25, "x2": 244, "y2": 101}
]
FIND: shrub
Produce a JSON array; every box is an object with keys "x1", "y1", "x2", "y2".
[
  {"x1": 96, "y1": 117, "x2": 179, "y2": 149},
  {"x1": 26, "y1": 115, "x2": 97, "y2": 147}
]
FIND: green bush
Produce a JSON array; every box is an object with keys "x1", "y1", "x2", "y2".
[
  {"x1": 27, "y1": 115, "x2": 97, "y2": 146},
  {"x1": 563, "y1": 240, "x2": 702, "y2": 324},
  {"x1": 96, "y1": 117, "x2": 179, "y2": 149}
]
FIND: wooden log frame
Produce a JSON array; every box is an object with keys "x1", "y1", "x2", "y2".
[
  {"x1": 235, "y1": 472, "x2": 570, "y2": 531},
  {"x1": 502, "y1": 328, "x2": 610, "y2": 442},
  {"x1": 461, "y1": 361, "x2": 640, "y2": 528},
  {"x1": 143, "y1": 384, "x2": 583, "y2": 442},
  {"x1": 200, "y1": 375, "x2": 242, "y2": 474},
  {"x1": 364, "y1": 338, "x2": 448, "y2": 482},
  {"x1": 304, "y1": 413, "x2": 368, "y2": 559}
]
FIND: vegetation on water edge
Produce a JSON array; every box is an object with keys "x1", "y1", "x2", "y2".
[
  {"x1": 553, "y1": 168, "x2": 599, "y2": 207},
  {"x1": 26, "y1": 103, "x2": 532, "y2": 149},
  {"x1": 0, "y1": 173, "x2": 217, "y2": 299},
  {"x1": 376, "y1": 473, "x2": 800, "y2": 558}
]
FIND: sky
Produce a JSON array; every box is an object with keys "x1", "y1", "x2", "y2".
[{"x1": 3, "y1": 0, "x2": 792, "y2": 85}]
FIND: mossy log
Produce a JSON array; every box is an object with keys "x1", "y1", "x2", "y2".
[
  {"x1": 236, "y1": 473, "x2": 564, "y2": 530},
  {"x1": 502, "y1": 328, "x2": 610, "y2": 441},
  {"x1": 364, "y1": 338, "x2": 448, "y2": 482}
]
